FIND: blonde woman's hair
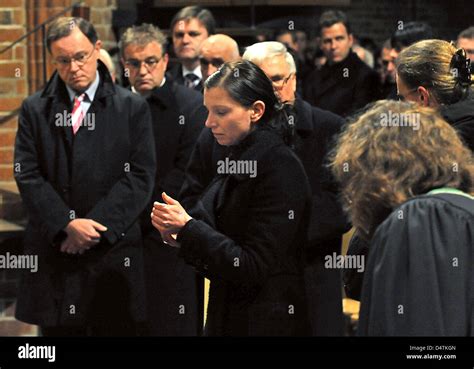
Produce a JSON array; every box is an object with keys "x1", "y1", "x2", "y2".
[{"x1": 396, "y1": 39, "x2": 472, "y2": 105}]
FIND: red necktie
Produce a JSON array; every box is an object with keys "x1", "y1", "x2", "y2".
[{"x1": 71, "y1": 93, "x2": 85, "y2": 135}]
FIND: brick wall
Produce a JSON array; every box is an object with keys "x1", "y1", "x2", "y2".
[{"x1": 0, "y1": 0, "x2": 26, "y2": 186}]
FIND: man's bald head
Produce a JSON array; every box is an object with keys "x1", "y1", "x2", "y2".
[{"x1": 200, "y1": 34, "x2": 240, "y2": 80}]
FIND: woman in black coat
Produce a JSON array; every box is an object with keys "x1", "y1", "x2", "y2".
[{"x1": 151, "y1": 60, "x2": 311, "y2": 336}]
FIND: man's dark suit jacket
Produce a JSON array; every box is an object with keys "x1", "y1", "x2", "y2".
[
  {"x1": 14, "y1": 61, "x2": 156, "y2": 328},
  {"x1": 166, "y1": 62, "x2": 204, "y2": 93},
  {"x1": 139, "y1": 79, "x2": 206, "y2": 336},
  {"x1": 303, "y1": 51, "x2": 380, "y2": 117}
]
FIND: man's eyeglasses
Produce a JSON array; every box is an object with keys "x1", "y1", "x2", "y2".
[
  {"x1": 53, "y1": 46, "x2": 95, "y2": 68},
  {"x1": 269, "y1": 73, "x2": 293, "y2": 89},
  {"x1": 124, "y1": 57, "x2": 162, "y2": 71}
]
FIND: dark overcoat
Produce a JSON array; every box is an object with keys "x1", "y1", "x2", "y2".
[
  {"x1": 140, "y1": 79, "x2": 206, "y2": 336},
  {"x1": 14, "y1": 61, "x2": 156, "y2": 327},
  {"x1": 303, "y1": 51, "x2": 380, "y2": 117},
  {"x1": 293, "y1": 99, "x2": 350, "y2": 336},
  {"x1": 166, "y1": 62, "x2": 204, "y2": 93},
  {"x1": 177, "y1": 129, "x2": 312, "y2": 336},
  {"x1": 358, "y1": 192, "x2": 474, "y2": 336},
  {"x1": 180, "y1": 98, "x2": 349, "y2": 335}
]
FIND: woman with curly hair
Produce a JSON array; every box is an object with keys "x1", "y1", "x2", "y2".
[
  {"x1": 331, "y1": 100, "x2": 474, "y2": 336},
  {"x1": 344, "y1": 39, "x2": 474, "y2": 301}
]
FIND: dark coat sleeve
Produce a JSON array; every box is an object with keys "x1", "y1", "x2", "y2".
[
  {"x1": 307, "y1": 110, "x2": 350, "y2": 246},
  {"x1": 14, "y1": 98, "x2": 72, "y2": 245},
  {"x1": 86, "y1": 96, "x2": 156, "y2": 245},
  {"x1": 357, "y1": 197, "x2": 473, "y2": 336},
  {"x1": 343, "y1": 231, "x2": 369, "y2": 300},
  {"x1": 160, "y1": 101, "x2": 207, "y2": 198},
  {"x1": 350, "y1": 67, "x2": 381, "y2": 114},
  {"x1": 177, "y1": 152, "x2": 310, "y2": 286}
]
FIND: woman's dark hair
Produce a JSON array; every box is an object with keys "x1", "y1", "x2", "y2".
[
  {"x1": 205, "y1": 60, "x2": 296, "y2": 147},
  {"x1": 390, "y1": 21, "x2": 433, "y2": 52}
]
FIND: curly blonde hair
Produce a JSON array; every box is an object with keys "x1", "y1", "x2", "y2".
[{"x1": 330, "y1": 100, "x2": 474, "y2": 239}]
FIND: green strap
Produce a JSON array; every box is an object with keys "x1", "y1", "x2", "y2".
[{"x1": 427, "y1": 187, "x2": 474, "y2": 200}]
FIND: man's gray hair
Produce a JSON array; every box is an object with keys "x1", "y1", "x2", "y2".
[
  {"x1": 119, "y1": 23, "x2": 167, "y2": 57},
  {"x1": 243, "y1": 41, "x2": 296, "y2": 74}
]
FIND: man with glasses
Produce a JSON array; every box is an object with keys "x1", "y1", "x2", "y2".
[
  {"x1": 120, "y1": 23, "x2": 206, "y2": 336},
  {"x1": 180, "y1": 41, "x2": 350, "y2": 336},
  {"x1": 14, "y1": 17, "x2": 156, "y2": 336},
  {"x1": 199, "y1": 34, "x2": 240, "y2": 81}
]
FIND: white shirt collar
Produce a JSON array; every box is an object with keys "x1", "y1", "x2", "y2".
[
  {"x1": 131, "y1": 77, "x2": 166, "y2": 95},
  {"x1": 66, "y1": 70, "x2": 100, "y2": 102},
  {"x1": 182, "y1": 64, "x2": 202, "y2": 80}
]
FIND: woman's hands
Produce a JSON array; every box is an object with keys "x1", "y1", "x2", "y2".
[{"x1": 151, "y1": 192, "x2": 193, "y2": 248}]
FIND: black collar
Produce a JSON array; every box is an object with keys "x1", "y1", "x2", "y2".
[
  {"x1": 294, "y1": 98, "x2": 314, "y2": 132},
  {"x1": 41, "y1": 60, "x2": 116, "y2": 102},
  {"x1": 147, "y1": 79, "x2": 175, "y2": 108}
]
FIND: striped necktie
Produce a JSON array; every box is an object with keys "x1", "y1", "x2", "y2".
[{"x1": 71, "y1": 93, "x2": 85, "y2": 135}]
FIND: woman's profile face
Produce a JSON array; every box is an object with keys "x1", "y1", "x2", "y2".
[{"x1": 203, "y1": 87, "x2": 258, "y2": 146}]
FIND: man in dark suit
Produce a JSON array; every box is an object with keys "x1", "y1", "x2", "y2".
[
  {"x1": 13, "y1": 17, "x2": 156, "y2": 336},
  {"x1": 120, "y1": 24, "x2": 206, "y2": 335},
  {"x1": 180, "y1": 41, "x2": 350, "y2": 335},
  {"x1": 166, "y1": 5, "x2": 216, "y2": 92},
  {"x1": 303, "y1": 10, "x2": 380, "y2": 117}
]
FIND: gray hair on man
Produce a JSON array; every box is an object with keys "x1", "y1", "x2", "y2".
[
  {"x1": 119, "y1": 23, "x2": 167, "y2": 58},
  {"x1": 243, "y1": 41, "x2": 296, "y2": 74}
]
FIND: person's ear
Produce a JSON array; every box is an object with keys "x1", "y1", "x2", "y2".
[
  {"x1": 250, "y1": 100, "x2": 265, "y2": 123},
  {"x1": 418, "y1": 86, "x2": 431, "y2": 107},
  {"x1": 163, "y1": 53, "x2": 169, "y2": 69},
  {"x1": 95, "y1": 40, "x2": 102, "y2": 52},
  {"x1": 348, "y1": 34, "x2": 354, "y2": 47}
]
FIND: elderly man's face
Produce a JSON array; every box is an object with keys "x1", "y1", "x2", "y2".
[
  {"x1": 50, "y1": 27, "x2": 101, "y2": 91},
  {"x1": 200, "y1": 41, "x2": 237, "y2": 80},
  {"x1": 257, "y1": 54, "x2": 296, "y2": 104}
]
